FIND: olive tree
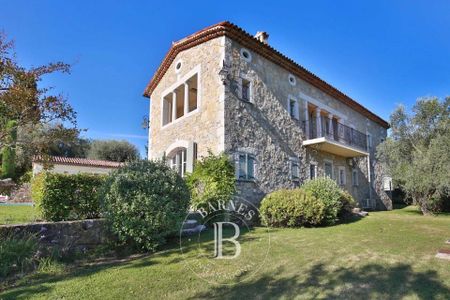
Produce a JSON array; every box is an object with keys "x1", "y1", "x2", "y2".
[{"x1": 377, "y1": 97, "x2": 450, "y2": 214}]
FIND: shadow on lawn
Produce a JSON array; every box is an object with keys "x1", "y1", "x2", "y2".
[{"x1": 191, "y1": 263, "x2": 450, "y2": 299}]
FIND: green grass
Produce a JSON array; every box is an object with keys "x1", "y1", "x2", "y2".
[
  {"x1": 0, "y1": 205, "x2": 40, "y2": 225},
  {"x1": 1, "y1": 206, "x2": 449, "y2": 299}
]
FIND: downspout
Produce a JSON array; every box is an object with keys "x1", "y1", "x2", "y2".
[{"x1": 367, "y1": 153, "x2": 372, "y2": 208}]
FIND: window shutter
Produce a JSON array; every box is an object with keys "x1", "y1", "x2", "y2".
[
  {"x1": 234, "y1": 153, "x2": 240, "y2": 179},
  {"x1": 186, "y1": 142, "x2": 197, "y2": 173}
]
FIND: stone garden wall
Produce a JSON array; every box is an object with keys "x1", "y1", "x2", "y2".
[{"x1": 0, "y1": 219, "x2": 111, "y2": 255}]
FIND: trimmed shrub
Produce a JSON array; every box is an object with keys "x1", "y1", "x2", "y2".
[
  {"x1": 100, "y1": 160, "x2": 190, "y2": 251},
  {"x1": 338, "y1": 190, "x2": 357, "y2": 219},
  {"x1": 260, "y1": 189, "x2": 325, "y2": 227},
  {"x1": 31, "y1": 172, "x2": 105, "y2": 221},
  {"x1": 0, "y1": 232, "x2": 38, "y2": 278},
  {"x1": 186, "y1": 152, "x2": 235, "y2": 213},
  {"x1": 302, "y1": 177, "x2": 343, "y2": 225}
]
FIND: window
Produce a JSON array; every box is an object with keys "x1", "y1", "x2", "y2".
[
  {"x1": 175, "y1": 60, "x2": 182, "y2": 73},
  {"x1": 288, "y1": 97, "x2": 299, "y2": 119},
  {"x1": 238, "y1": 153, "x2": 256, "y2": 180},
  {"x1": 309, "y1": 164, "x2": 317, "y2": 179},
  {"x1": 288, "y1": 74, "x2": 296, "y2": 86},
  {"x1": 351, "y1": 169, "x2": 358, "y2": 186},
  {"x1": 338, "y1": 166, "x2": 346, "y2": 186},
  {"x1": 324, "y1": 161, "x2": 333, "y2": 178},
  {"x1": 162, "y1": 73, "x2": 198, "y2": 126},
  {"x1": 242, "y1": 79, "x2": 251, "y2": 102},
  {"x1": 240, "y1": 48, "x2": 252, "y2": 62},
  {"x1": 367, "y1": 133, "x2": 373, "y2": 149},
  {"x1": 291, "y1": 160, "x2": 300, "y2": 180},
  {"x1": 162, "y1": 94, "x2": 174, "y2": 125},
  {"x1": 169, "y1": 148, "x2": 187, "y2": 177}
]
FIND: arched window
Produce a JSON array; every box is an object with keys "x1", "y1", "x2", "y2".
[{"x1": 168, "y1": 148, "x2": 187, "y2": 177}]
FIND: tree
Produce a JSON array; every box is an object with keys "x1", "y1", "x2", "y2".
[
  {"x1": 1, "y1": 120, "x2": 17, "y2": 178},
  {"x1": 186, "y1": 152, "x2": 236, "y2": 212},
  {"x1": 0, "y1": 32, "x2": 78, "y2": 166},
  {"x1": 87, "y1": 140, "x2": 139, "y2": 162},
  {"x1": 377, "y1": 97, "x2": 450, "y2": 214}
]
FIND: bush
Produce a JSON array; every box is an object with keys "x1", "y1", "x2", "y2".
[
  {"x1": 260, "y1": 189, "x2": 325, "y2": 227},
  {"x1": 0, "y1": 232, "x2": 38, "y2": 278},
  {"x1": 100, "y1": 160, "x2": 190, "y2": 251},
  {"x1": 31, "y1": 172, "x2": 105, "y2": 221},
  {"x1": 186, "y1": 152, "x2": 235, "y2": 213},
  {"x1": 338, "y1": 190, "x2": 357, "y2": 219},
  {"x1": 302, "y1": 177, "x2": 343, "y2": 225}
]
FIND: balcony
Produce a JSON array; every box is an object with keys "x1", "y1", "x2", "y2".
[{"x1": 302, "y1": 118, "x2": 368, "y2": 157}]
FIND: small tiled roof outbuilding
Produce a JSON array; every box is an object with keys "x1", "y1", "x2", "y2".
[{"x1": 143, "y1": 21, "x2": 389, "y2": 128}]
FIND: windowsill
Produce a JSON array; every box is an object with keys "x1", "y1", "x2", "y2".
[
  {"x1": 240, "y1": 98, "x2": 253, "y2": 104},
  {"x1": 161, "y1": 108, "x2": 199, "y2": 129},
  {"x1": 237, "y1": 178, "x2": 257, "y2": 183}
]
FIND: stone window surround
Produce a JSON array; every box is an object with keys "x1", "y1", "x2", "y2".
[
  {"x1": 234, "y1": 147, "x2": 258, "y2": 181},
  {"x1": 337, "y1": 166, "x2": 346, "y2": 186},
  {"x1": 323, "y1": 159, "x2": 334, "y2": 179},
  {"x1": 175, "y1": 59, "x2": 183, "y2": 73},
  {"x1": 169, "y1": 148, "x2": 187, "y2": 177},
  {"x1": 352, "y1": 168, "x2": 359, "y2": 186},
  {"x1": 240, "y1": 48, "x2": 252, "y2": 62},
  {"x1": 287, "y1": 95, "x2": 300, "y2": 120},
  {"x1": 165, "y1": 140, "x2": 197, "y2": 174},
  {"x1": 288, "y1": 74, "x2": 296, "y2": 86},
  {"x1": 309, "y1": 162, "x2": 318, "y2": 180},
  {"x1": 289, "y1": 157, "x2": 300, "y2": 181},
  {"x1": 160, "y1": 65, "x2": 202, "y2": 129},
  {"x1": 238, "y1": 73, "x2": 253, "y2": 103}
]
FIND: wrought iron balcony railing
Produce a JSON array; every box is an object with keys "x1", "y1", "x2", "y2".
[{"x1": 302, "y1": 118, "x2": 368, "y2": 151}]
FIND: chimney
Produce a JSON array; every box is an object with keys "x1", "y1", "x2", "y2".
[{"x1": 255, "y1": 31, "x2": 269, "y2": 45}]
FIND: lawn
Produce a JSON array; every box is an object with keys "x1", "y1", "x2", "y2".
[
  {"x1": 0, "y1": 205, "x2": 39, "y2": 225},
  {"x1": 1, "y1": 206, "x2": 449, "y2": 299}
]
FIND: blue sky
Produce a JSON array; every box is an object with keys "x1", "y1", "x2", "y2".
[{"x1": 1, "y1": 0, "x2": 449, "y2": 156}]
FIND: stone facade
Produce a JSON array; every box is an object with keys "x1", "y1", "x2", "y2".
[
  {"x1": 148, "y1": 37, "x2": 226, "y2": 162},
  {"x1": 146, "y1": 24, "x2": 392, "y2": 210}
]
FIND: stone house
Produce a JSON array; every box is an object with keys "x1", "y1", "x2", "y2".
[{"x1": 144, "y1": 21, "x2": 392, "y2": 210}]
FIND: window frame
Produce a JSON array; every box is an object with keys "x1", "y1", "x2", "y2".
[
  {"x1": 160, "y1": 65, "x2": 201, "y2": 129},
  {"x1": 240, "y1": 48, "x2": 252, "y2": 62},
  {"x1": 287, "y1": 95, "x2": 299, "y2": 120},
  {"x1": 338, "y1": 166, "x2": 346, "y2": 186},
  {"x1": 239, "y1": 75, "x2": 253, "y2": 103},
  {"x1": 290, "y1": 157, "x2": 300, "y2": 181},
  {"x1": 351, "y1": 168, "x2": 359, "y2": 186},
  {"x1": 323, "y1": 160, "x2": 334, "y2": 179},
  {"x1": 309, "y1": 163, "x2": 317, "y2": 180},
  {"x1": 236, "y1": 152, "x2": 257, "y2": 181},
  {"x1": 168, "y1": 148, "x2": 187, "y2": 177}
]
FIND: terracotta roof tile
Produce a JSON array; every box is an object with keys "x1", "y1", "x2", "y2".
[
  {"x1": 33, "y1": 156, "x2": 123, "y2": 168},
  {"x1": 143, "y1": 21, "x2": 389, "y2": 128}
]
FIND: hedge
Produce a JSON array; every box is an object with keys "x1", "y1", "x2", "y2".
[
  {"x1": 31, "y1": 172, "x2": 106, "y2": 221},
  {"x1": 260, "y1": 189, "x2": 325, "y2": 227}
]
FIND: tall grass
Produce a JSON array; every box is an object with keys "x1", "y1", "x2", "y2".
[{"x1": 0, "y1": 232, "x2": 38, "y2": 278}]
